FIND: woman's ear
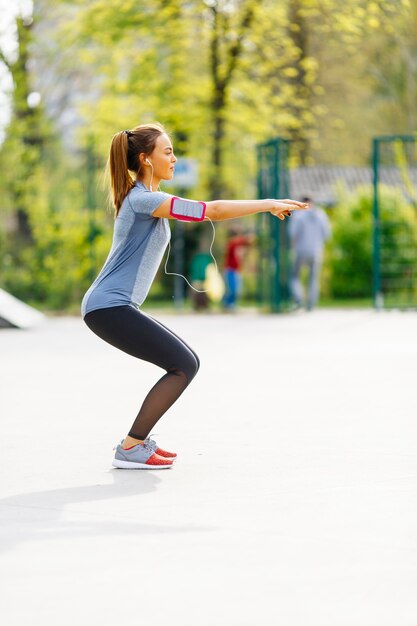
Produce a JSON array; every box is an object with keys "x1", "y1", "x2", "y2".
[
  {"x1": 138, "y1": 153, "x2": 147, "y2": 167},
  {"x1": 138, "y1": 153, "x2": 151, "y2": 168}
]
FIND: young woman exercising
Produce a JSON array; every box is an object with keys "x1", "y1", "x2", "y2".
[{"x1": 81, "y1": 122, "x2": 308, "y2": 469}]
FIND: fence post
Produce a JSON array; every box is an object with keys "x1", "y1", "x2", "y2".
[{"x1": 256, "y1": 137, "x2": 292, "y2": 312}]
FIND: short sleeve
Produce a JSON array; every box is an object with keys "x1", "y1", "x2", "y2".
[{"x1": 128, "y1": 188, "x2": 172, "y2": 217}]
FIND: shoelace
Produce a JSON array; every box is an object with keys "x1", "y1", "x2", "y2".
[
  {"x1": 144, "y1": 437, "x2": 157, "y2": 452},
  {"x1": 143, "y1": 439, "x2": 156, "y2": 453}
]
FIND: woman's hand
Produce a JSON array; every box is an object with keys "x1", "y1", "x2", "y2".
[{"x1": 269, "y1": 199, "x2": 309, "y2": 221}]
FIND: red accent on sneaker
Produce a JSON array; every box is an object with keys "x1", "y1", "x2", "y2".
[
  {"x1": 156, "y1": 447, "x2": 177, "y2": 459},
  {"x1": 146, "y1": 453, "x2": 173, "y2": 466}
]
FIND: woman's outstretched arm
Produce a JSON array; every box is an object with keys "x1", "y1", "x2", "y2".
[
  {"x1": 152, "y1": 197, "x2": 308, "y2": 220},
  {"x1": 205, "y1": 198, "x2": 307, "y2": 221}
]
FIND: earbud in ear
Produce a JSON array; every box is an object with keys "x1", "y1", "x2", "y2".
[{"x1": 146, "y1": 159, "x2": 152, "y2": 165}]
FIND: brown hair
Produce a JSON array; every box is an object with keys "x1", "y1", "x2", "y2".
[{"x1": 108, "y1": 122, "x2": 167, "y2": 217}]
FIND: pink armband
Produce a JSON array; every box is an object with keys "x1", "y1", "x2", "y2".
[{"x1": 170, "y1": 197, "x2": 206, "y2": 222}]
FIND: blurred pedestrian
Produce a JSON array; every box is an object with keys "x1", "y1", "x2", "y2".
[
  {"x1": 288, "y1": 196, "x2": 331, "y2": 311},
  {"x1": 81, "y1": 122, "x2": 308, "y2": 469},
  {"x1": 222, "y1": 228, "x2": 255, "y2": 310}
]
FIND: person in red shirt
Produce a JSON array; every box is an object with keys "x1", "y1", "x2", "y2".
[{"x1": 223, "y1": 228, "x2": 255, "y2": 310}]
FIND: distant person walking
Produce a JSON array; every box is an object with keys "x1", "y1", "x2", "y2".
[
  {"x1": 81, "y1": 122, "x2": 308, "y2": 469},
  {"x1": 222, "y1": 229, "x2": 255, "y2": 310},
  {"x1": 289, "y1": 196, "x2": 331, "y2": 311}
]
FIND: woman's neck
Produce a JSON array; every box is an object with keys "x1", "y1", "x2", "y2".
[{"x1": 136, "y1": 173, "x2": 160, "y2": 191}]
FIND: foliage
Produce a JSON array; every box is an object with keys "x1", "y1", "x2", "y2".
[
  {"x1": 0, "y1": 152, "x2": 112, "y2": 310},
  {"x1": 325, "y1": 184, "x2": 417, "y2": 299},
  {"x1": 29, "y1": 0, "x2": 413, "y2": 196}
]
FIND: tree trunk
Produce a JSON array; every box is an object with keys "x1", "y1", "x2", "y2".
[
  {"x1": 287, "y1": 0, "x2": 310, "y2": 165},
  {"x1": 208, "y1": 2, "x2": 256, "y2": 199},
  {"x1": 211, "y1": 91, "x2": 226, "y2": 199},
  {"x1": 5, "y1": 16, "x2": 44, "y2": 242}
]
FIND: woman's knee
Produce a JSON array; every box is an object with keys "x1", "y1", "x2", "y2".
[
  {"x1": 169, "y1": 361, "x2": 198, "y2": 385},
  {"x1": 177, "y1": 352, "x2": 200, "y2": 384}
]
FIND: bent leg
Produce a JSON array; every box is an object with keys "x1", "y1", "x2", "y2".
[
  {"x1": 84, "y1": 305, "x2": 199, "y2": 439},
  {"x1": 144, "y1": 311, "x2": 200, "y2": 373}
]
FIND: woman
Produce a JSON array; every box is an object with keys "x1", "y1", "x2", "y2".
[{"x1": 81, "y1": 122, "x2": 308, "y2": 470}]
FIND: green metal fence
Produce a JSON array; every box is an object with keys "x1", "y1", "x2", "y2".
[
  {"x1": 372, "y1": 135, "x2": 417, "y2": 309},
  {"x1": 256, "y1": 137, "x2": 291, "y2": 312},
  {"x1": 258, "y1": 134, "x2": 417, "y2": 312}
]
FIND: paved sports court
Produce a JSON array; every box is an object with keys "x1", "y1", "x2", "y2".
[{"x1": 1, "y1": 309, "x2": 416, "y2": 626}]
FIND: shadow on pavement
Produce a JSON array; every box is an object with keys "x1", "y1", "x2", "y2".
[{"x1": 0, "y1": 470, "x2": 215, "y2": 554}]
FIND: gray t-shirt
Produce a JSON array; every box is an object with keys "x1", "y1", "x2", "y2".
[{"x1": 81, "y1": 182, "x2": 172, "y2": 318}]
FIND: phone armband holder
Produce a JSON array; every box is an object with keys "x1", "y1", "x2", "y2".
[{"x1": 170, "y1": 197, "x2": 206, "y2": 222}]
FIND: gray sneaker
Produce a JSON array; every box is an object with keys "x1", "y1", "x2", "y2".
[{"x1": 112, "y1": 440, "x2": 173, "y2": 469}]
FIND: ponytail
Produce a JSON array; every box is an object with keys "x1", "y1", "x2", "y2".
[{"x1": 109, "y1": 131, "x2": 135, "y2": 218}]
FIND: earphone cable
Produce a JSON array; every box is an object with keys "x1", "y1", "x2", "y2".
[{"x1": 164, "y1": 216, "x2": 218, "y2": 293}]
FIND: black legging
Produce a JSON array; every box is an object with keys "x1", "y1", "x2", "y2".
[{"x1": 84, "y1": 305, "x2": 200, "y2": 440}]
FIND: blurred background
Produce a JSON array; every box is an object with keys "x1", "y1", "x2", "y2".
[{"x1": 0, "y1": 0, "x2": 416, "y2": 317}]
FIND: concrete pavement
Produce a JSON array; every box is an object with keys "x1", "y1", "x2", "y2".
[{"x1": 0, "y1": 309, "x2": 416, "y2": 626}]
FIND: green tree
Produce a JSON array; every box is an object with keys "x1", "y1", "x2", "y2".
[
  {"x1": 206, "y1": 0, "x2": 258, "y2": 198},
  {"x1": 325, "y1": 184, "x2": 417, "y2": 299},
  {"x1": 0, "y1": 5, "x2": 112, "y2": 310},
  {"x1": 0, "y1": 14, "x2": 48, "y2": 241},
  {"x1": 366, "y1": 0, "x2": 417, "y2": 135}
]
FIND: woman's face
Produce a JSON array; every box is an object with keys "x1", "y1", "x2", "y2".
[{"x1": 147, "y1": 133, "x2": 177, "y2": 180}]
